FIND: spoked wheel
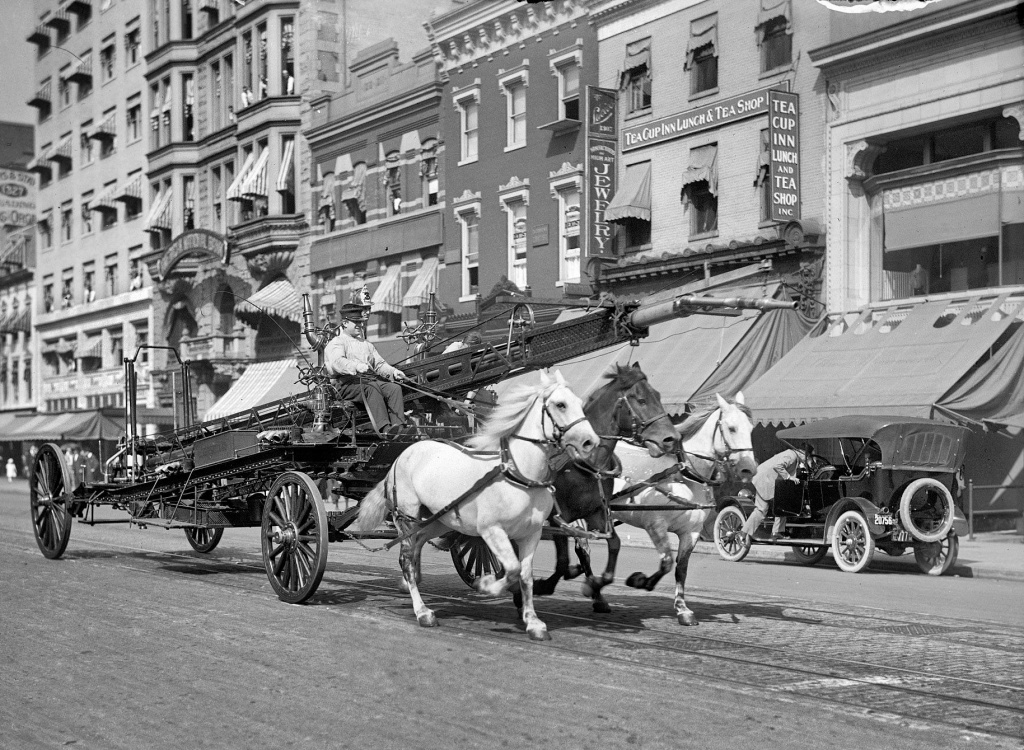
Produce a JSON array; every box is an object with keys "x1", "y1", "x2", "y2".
[
  {"x1": 831, "y1": 510, "x2": 875, "y2": 573},
  {"x1": 184, "y1": 527, "x2": 224, "y2": 553},
  {"x1": 914, "y1": 531, "x2": 959, "y2": 576},
  {"x1": 261, "y1": 471, "x2": 329, "y2": 604},
  {"x1": 450, "y1": 534, "x2": 511, "y2": 588},
  {"x1": 713, "y1": 506, "x2": 750, "y2": 562},
  {"x1": 791, "y1": 545, "x2": 828, "y2": 565},
  {"x1": 30, "y1": 443, "x2": 75, "y2": 559},
  {"x1": 898, "y1": 478, "x2": 955, "y2": 543}
]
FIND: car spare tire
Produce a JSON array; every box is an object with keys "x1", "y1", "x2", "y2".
[{"x1": 898, "y1": 478, "x2": 955, "y2": 544}]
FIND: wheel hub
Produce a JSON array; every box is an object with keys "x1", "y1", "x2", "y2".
[{"x1": 273, "y1": 523, "x2": 298, "y2": 546}]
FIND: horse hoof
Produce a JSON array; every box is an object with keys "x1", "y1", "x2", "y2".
[
  {"x1": 580, "y1": 580, "x2": 595, "y2": 599},
  {"x1": 677, "y1": 613, "x2": 698, "y2": 626},
  {"x1": 625, "y1": 572, "x2": 646, "y2": 589},
  {"x1": 528, "y1": 628, "x2": 552, "y2": 642},
  {"x1": 593, "y1": 601, "x2": 611, "y2": 614},
  {"x1": 417, "y1": 612, "x2": 438, "y2": 628}
]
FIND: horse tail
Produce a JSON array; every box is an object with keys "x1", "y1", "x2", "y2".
[{"x1": 354, "y1": 468, "x2": 393, "y2": 533}]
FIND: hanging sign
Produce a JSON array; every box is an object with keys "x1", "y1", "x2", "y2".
[
  {"x1": 585, "y1": 86, "x2": 618, "y2": 260},
  {"x1": 769, "y1": 90, "x2": 801, "y2": 222}
]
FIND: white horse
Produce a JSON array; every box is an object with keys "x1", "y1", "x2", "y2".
[
  {"x1": 612, "y1": 393, "x2": 756, "y2": 625},
  {"x1": 354, "y1": 369, "x2": 598, "y2": 641}
]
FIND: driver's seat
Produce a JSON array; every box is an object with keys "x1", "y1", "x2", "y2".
[{"x1": 810, "y1": 464, "x2": 836, "y2": 481}]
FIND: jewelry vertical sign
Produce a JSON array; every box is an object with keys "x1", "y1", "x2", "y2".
[
  {"x1": 769, "y1": 90, "x2": 801, "y2": 222},
  {"x1": 585, "y1": 87, "x2": 618, "y2": 259}
]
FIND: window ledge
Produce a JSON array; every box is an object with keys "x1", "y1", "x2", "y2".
[
  {"x1": 688, "y1": 87, "x2": 719, "y2": 103},
  {"x1": 759, "y1": 63, "x2": 794, "y2": 80},
  {"x1": 688, "y1": 230, "x2": 720, "y2": 242},
  {"x1": 503, "y1": 142, "x2": 527, "y2": 154},
  {"x1": 457, "y1": 156, "x2": 479, "y2": 167},
  {"x1": 625, "y1": 107, "x2": 652, "y2": 122},
  {"x1": 459, "y1": 294, "x2": 478, "y2": 303},
  {"x1": 537, "y1": 118, "x2": 581, "y2": 135}
]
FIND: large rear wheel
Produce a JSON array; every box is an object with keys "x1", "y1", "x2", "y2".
[
  {"x1": 450, "y1": 534, "x2": 508, "y2": 588},
  {"x1": 831, "y1": 510, "x2": 875, "y2": 573},
  {"x1": 914, "y1": 531, "x2": 959, "y2": 576},
  {"x1": 30, "y1": 443, "x2": 75, "y2": 559},
  {"x1": 713, "y1": 506, "x2": 750, "y2": 562},
  {"x1": 791, "y1": 545, "x2": 828, "y2": 565},
  {"x1": 898, "y1": 478, "x2": 955, "y2": 543},
  {"x1": 185, "y1": 527, "x2": 224, "y2": 553},
  {"x1": 261, "y1": 471, "x2": 329, "y2": 604}
]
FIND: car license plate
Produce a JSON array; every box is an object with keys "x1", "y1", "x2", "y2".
[{"x1": 890, "y1": 529, "x2": 912, "y2": 543}]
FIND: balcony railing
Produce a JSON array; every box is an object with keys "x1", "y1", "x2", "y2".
[{"x1": 179, "y1": 334, "x2": 247, "y2": 362}]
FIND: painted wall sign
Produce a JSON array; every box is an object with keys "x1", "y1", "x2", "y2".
[
  {"x1": 621, "y1": 84, "x2": 786, "y2": 152},
  {"x1": 585, "y1": 87, "x2": 618, "y2": 260},
  {"x1": 769, "y1": 90, "x2": 801, "y2": 222},
  {"x1": 0, "y1": 169, "x2": 36, "y2": 228},
  {"x1": 156, "y1": 229, "x2": 230, "y2": 281}
]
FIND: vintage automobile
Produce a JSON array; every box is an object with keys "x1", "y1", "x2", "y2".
[{"x1": 713, "y1": 415, "x2": 968, "y2": 575}]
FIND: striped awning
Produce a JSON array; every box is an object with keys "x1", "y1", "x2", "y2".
[
  {"x1": 7, "y1": 309, "x2": 30, "y2": 333},
  {"x1": 143, "y1": 187, "x2": 173, "y2": 232},
  {"x1": 369, "y1": 265, "x2": 403, "y2": 315},
  {"x1": 81, "y1": 337, "x2": 103, "y2": 359},
  {"x1": 68, "y1": 50, "x2": 92, "y2": 81},
  {"x1": 227, "y1": 152, "x2": 256, "y2": 200},
  {"x1": 276, "y1": 139, "x2": 295, "y2": 193},
  {"x1": 237, "y1": 278, "x2": 303, "y2": 323},
  {"x1": 241, "y1": 150, "x2": 269, "y2": 198},
  {"x1": 44, "y1": 136, "x2": 73, "y2": 163},
  {"x1": 401, "y1": 257, "x2": 439, "y2": 308},
  {"x1": 89, "y1": 182, "x2": 119, "y2": 212},
  {"x1": 204, "y1": 358, "x2": 302, "y2": 422},
  {"x1": 37, "y1": 209, "x2": 53, "y2": 225},
  {"x1": 116, "y1": 172, "x2": 143, "y2": 202},
  {"x1": 27, "y1": 155, "x2": 52, "y2": 175},
  {"x1": 91, "y1": 111, "x2": 116, "y2": 140}
]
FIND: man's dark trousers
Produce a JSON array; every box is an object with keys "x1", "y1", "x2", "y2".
[{"x1": 333, "y1": 377, "x2": 405, "y2": 429}]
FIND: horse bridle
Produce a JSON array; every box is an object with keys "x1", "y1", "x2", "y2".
[
  {"x1": 509, "y1": 387, "x2": 590, "y2": 451},
  {"x1": 682, "y1": 410, "x2": 753, "y2": 485},
  {"x1": 613, "y1": 392, "x2": 670, "y2": 447}
]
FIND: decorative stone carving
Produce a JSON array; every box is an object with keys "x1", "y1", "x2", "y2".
[
  {"x1": 498, "y1": 176, "x2": 530, "y2": 193},
  {"x1": 1003, "y1": 103, "x2": 1024, "y2": 140},
  {"x1": 549, "y1": 161, "x2": 583, "y2": 180},
  {"x1": 845, "y1": 140, "x2": 886, "y2": 183},
  {"x1": 827, "y1": 80, "x2": 843, "y2": 120},
  {"x1": 245, "y1": 249, "x2": 294, "y2": 280},
  {"x1": 492, "y1": 19, "x2": 505, "y2": 43},
  {"x1": 452, "y1": 188, "x2": 482, "y2": 206}
]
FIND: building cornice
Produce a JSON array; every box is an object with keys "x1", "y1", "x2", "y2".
[
  {"x1": 808, "y1": 0, "x2": 1018, "y2": 72},
  {"x1": 306, "y1": 80, "x2": 443, "y2": 148}
]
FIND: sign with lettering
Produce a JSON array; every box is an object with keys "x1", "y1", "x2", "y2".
[
  {"x1": 769, "y1": 90, "x2": 801, "y2": 222},
  {"x1": 156, "y1": 229, "x2": 230, "y2": 281},
  {"x1": 585, "y1": 87, "x2": 618, "y2": 260},
  {"x1": 621, "y1": 85, "x2": 786, "y2": 152},
  {"x1": 0, "y1": 168, "x2": 36, "y2": 228}
]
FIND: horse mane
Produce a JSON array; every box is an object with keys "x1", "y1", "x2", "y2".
[
  {"x1": 466, "y1": 380, "x2": 553, "y2": 450},
  {"x1": 583, "y1": 363, "x2": 646, "y2": 410},
  {"x1": 676, "y1": 399, "x2": 752, "y2": 442}
]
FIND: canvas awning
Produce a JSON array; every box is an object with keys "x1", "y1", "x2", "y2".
[
  {"x1": 7, "y1": 414, "x2": 58, "y2": 440},
  {"x1": 90, "y1": 111, "x2": 116, "y2": 140},
  {"x1": 80, "y1": 337, "x2": 103, "y2": 359},
  {"x1": 755, "y1": 0, "x2": 791, "y2": 41},
  {"x1": 401, "y1": 257, "x2": 439, "y2": 308},
  {"x1": 116, "y1": 172, "x2": 143, "y2": 202},
  {"x1": 204, "y1": 359, "x2": 302, "y2": 421},
  {"x1": 237, "y1": 277, "x2": 302, "y2": 324},
  {"x1": 276, "y1": 139, "x2": 295, "y2": 193},
  {"x1": 935, "y1": 322, "x2": 1024, "y2": 430},
  {"x1": 48, "y1": 134, "x2": 73, "y2": 163},
  {"x1": 143, "y1": 187, "x2": 173, "y2": 232},
  {"x1": 241, "y1": 150, "x2": 269, "y2": 198},
  {"x1": 27, "y1": 155, "x2": 51, "y2": 176},
  {"x1": 369, "y1": 265, "x2": 402, "y2": 315},
  {"x1": 743, "y1": 293, "x2": 1024, "y2": 424},
  {"x1": 618, "y1": 37, "x2": 651, "y2": 89},
  {"x1": 227, "y1": 151, "x2": 256, "y2": 200},
  {"x1": 681, "y1": 144, "x2": 718, "y2": 198},
  {"x1": 0, "y1": 411, "x2": 29, "y2": 436},
  {"x1": 605, "y1": 161, "x2": 651, "y2": 223},
  {"x1": 63, "y1": 411, "x2": 124, "y2": 440},
  {"x1": 685, "y1": 13, "x2": 718, "y2": 69},
  {"x1": 89, "y1": 181, "x2": 119, "y2": 213}
]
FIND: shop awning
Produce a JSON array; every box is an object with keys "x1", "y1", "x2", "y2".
[
  {"x1": 743, "y1": 292, "x2": 1024, "y2": 424},
  {"x1": 935, "y1": 322, "x2": 1024, "y2": 430},
  {"x1": 369, "y1": 265, "x2": 403, "y2": 315},
  {"x1": 237, "y1": 277, "x2": 302, "y2": 324},
  {"x1": 227, "y1": 152, "x2": 256, "y2": 200},
  {"x1": 204, "y1": 358, "x2": 302, "y2": 422},
  {"x1": 605, "y1": 161, "x2": 651, "y2": 224},
  {"x1": 7, "y1": 414, "x2": 56, "y2": 440},
  {"x1": 401, "y1": 257, "x2": 439, "y2": 308},
  {"x1": 143, "y1": 187, "x2": 173, "y2": 232},
  {"x1": 241, "y1": 150, "x2": 269, "y2": 198},
  {"x1": 63, "y1": 411, "x2": 124, "y2": 440},
  {"x1": 276, "y1": 139, "x2": 294, "y2": 193},
  {"x1": 0, "y1": 411, "x2": 30, "y2": 436}
]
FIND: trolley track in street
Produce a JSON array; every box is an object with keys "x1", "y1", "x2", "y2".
[{"x1": 10, "y1": 529, "x2": 1024, "y2": 745}]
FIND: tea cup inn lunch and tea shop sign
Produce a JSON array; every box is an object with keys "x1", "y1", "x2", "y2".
[{"x1": 621, "y1": 84, "x2": 800, "y2": 221}]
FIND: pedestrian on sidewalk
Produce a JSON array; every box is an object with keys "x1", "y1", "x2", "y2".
[{"x1": 6, "y1": 458, "x2": 17, "y2": 482}]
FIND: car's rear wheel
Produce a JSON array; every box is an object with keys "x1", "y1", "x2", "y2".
[
  {"x1": 914, "y1": 531, "x2": 959, "y2": 576},
  {"x1": 831, "y1": 510, "x2": 875, "y2": 573},
  {"x1": 713, "y1": 506, "x2": 750, "y2": 562}
]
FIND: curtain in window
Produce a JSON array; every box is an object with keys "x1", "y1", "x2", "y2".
[
  {"x1": 681, "y1": 144, "x2": 719, "y2": 205},
  {"x1": 754, "y1": 130, "x2": 770, "y2": 187}
]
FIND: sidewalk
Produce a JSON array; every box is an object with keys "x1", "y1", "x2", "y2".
[{"x1": 617, "y1": 527, "x2": 1024, "y2": 582}]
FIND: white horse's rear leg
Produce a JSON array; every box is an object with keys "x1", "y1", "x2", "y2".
[{"x1": 399, "y1": 532, "x2": 437, "y2": 627}]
